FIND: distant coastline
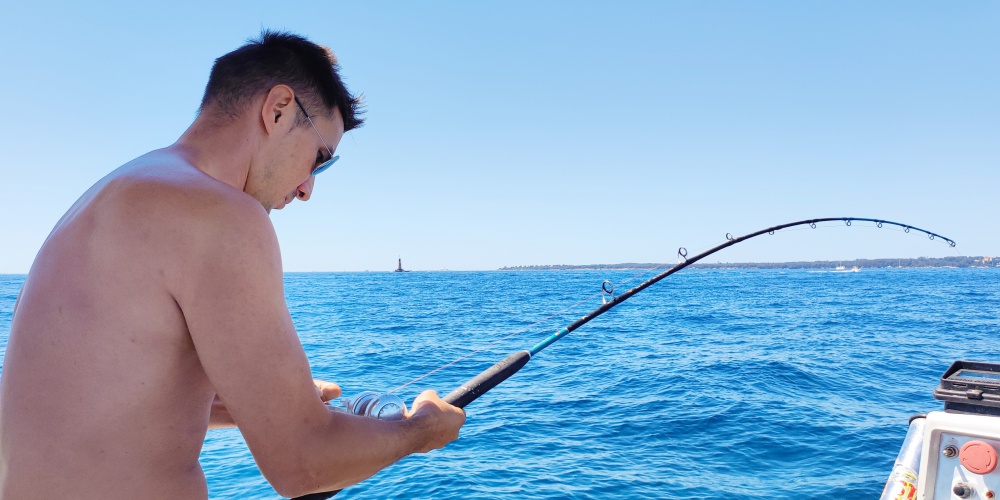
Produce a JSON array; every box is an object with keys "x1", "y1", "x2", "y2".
[{"x1": 499, "y1": 256, "x2": 999, "y2": 271}]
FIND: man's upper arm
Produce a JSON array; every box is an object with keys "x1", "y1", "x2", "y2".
[
  {"x1": 170, "y1": 197, "x2": 452, "y2": 497},
  {"x1": 175, "y1": 204, "x2": 327, "y2": 471}
]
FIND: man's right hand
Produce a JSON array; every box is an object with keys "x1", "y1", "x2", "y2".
[{"x1": 407, "y1": 390, "x2": 466, "y2": 453}]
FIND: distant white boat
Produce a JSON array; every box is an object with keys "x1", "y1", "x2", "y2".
[{"x1": 833, "y1": 265, "x2": 860, "y2": 273}]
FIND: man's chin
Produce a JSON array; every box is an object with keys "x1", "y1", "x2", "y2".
[{"x1": 262, "y1": 197, "x2": 292, "y2": 214}]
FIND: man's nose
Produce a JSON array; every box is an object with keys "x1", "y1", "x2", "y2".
[{"x1": 296, "y1": 176, "x2": 316, "y2": 201}]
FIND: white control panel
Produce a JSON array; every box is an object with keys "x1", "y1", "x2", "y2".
[{"x1": 919, "y1": 411, "x2": 1000, "y2": 499}]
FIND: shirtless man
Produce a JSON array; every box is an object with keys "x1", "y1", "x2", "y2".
[{"x1": 0, "y1": 31, "x2": 465, "y2": 499}]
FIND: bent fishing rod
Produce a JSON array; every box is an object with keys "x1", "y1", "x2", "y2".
[{"x1": 293, "y1": 217, "x2": 955, "y2": 500}]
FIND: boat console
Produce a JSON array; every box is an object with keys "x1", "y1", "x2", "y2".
[{"x1": 883, "y1": 361, "x2": 1000, "y2": 500}]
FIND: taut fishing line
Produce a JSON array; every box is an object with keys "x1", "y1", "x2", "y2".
[
  {"x1": 293, "y1": 216, "x2": 955, "y2": 500},
  {"x1": 386, "y1": 264, "x2": 667, "y2": 394}
]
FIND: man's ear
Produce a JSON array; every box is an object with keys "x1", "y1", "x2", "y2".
[{"x1": 260, "y1": 84, "x2": 296, "y2": 137}]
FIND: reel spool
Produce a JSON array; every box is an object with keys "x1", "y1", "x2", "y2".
[{"x1": 341, "y1": 391, "x2": 407, "y2": 421}]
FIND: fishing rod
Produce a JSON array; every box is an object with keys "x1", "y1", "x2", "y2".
[{"x1": 293, "y1": 217, "x2": 955, "y2": 500}]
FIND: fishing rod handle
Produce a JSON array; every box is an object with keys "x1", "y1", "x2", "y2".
[{"x1": 443, "y1": 350, "x2": 532, "y2": 408}]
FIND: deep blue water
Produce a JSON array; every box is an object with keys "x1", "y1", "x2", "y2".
[{"x1": 1, "y1": 268, "x2": 997, "y2": 499}]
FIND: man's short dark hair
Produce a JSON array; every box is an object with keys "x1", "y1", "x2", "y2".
[{"x1": 201, "y1": 30, "x2": 364, "y2": 131}]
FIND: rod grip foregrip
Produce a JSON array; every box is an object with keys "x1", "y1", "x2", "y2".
[{"x1": 443, "y1": 350, "x2": 531, "y2": 408}]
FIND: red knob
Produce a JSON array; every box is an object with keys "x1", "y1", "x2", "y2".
[{"x1": 960, "y1": 440, "x2": 999, "y2": 475}]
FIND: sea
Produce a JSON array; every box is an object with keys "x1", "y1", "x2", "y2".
[{"x1": 1, "y1": 268, "x2": 997, "y2": 499}]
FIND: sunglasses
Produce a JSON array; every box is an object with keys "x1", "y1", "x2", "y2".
[{"x1": 294, "y1": 96, "x2": 340, "y2": 176}]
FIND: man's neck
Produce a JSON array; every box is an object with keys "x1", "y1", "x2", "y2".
[{"x1": 172, "y1": 113, "x2": 258, "y2": 192}]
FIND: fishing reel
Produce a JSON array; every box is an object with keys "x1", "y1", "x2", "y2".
[{"x1": 329, "y1": 391, "x2": 408, "y2": 421}]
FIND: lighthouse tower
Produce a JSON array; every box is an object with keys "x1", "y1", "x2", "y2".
[{"x1": 394, "y1": 258, "x2": 405, "y2": 272}]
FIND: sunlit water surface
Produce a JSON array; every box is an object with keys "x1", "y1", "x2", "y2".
[{"x1": 1, "y1": 268, "x2": 996, "y2": 499}]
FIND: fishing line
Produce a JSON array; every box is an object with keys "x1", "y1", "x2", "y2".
[
  {"x1": 386, "y1": 263, "x2": 668, "y2": 394},
  {"x1": 294, "y1": 216, "x2": 955, "y2": 500},
  {"x1": 393, "y1": 252, "x2": 732, "y2": 393}
]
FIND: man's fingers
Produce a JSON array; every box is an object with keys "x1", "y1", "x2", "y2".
[
  {"x1": 408, "y1": 389, "x2": 466, "y2": 452},
  {"x1": 313, "y1": 379, "x2": 342, "y2": 402}
]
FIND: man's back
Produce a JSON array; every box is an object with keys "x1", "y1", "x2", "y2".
[
  {"x1": 0, "y1": 152, "x2": 244, "y2": 499},
  {"x1": 1, "y1": 31, "x2": 465, "y2": 499}
]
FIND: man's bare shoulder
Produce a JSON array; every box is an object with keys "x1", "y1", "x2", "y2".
[
  {"x1": 86, "y1": 150, "x2": 275, "y2": 257},
  {"x1": 87, "y1": 150, "x2": 280, "y2": 291},
  {"x1": 112, "y1": 150, "x2": 268, "y2": 228}
]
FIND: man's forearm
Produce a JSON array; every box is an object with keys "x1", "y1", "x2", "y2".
[{"x1": 269, "y1": 408, "x2": 443, "y2": 497}]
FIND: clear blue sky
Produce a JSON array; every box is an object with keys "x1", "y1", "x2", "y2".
[{"x1": 1, "y1": 2, "x2": 997, "y2": 272}]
